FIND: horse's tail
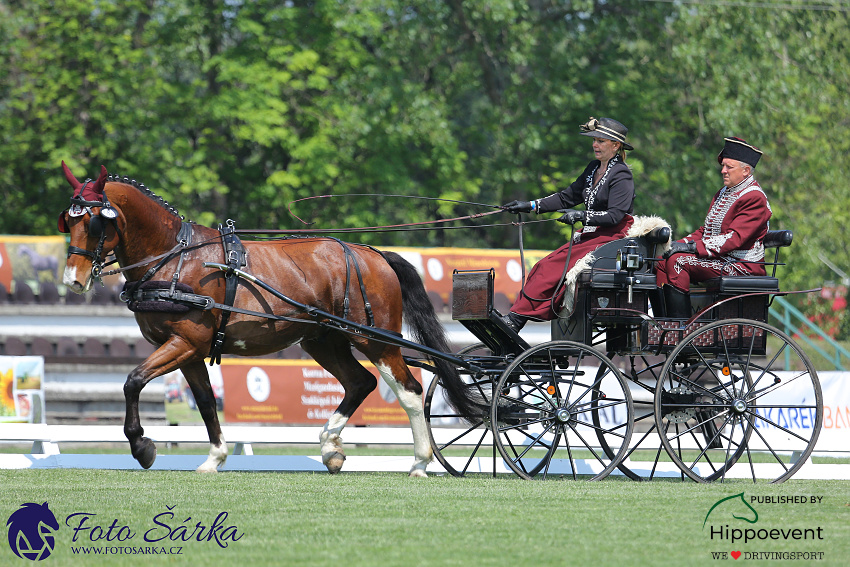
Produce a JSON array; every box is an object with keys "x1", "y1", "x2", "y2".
[{"x1": 383, "y1": 251, "x2": 485, "y2": 419}]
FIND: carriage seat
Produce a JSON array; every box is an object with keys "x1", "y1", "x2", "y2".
[
  {"x1": 694, "y1": 230, "x2": 792, "y2": 295},
  {"x1": 703, "y1": 276, "x2": 779, "y2": 293}
]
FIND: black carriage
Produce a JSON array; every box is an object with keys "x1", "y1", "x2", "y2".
[{"x1": 422, "y1": 227, "x2": 822, "y2": 483}]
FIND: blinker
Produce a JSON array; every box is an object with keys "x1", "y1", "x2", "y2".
[{"x1": 88, "y1": 214, "x2": 105, "y2": 238}]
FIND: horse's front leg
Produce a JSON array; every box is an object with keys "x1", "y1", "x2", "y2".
[
  {"x1": 182, "y1": 361, "x2": 227, "y2": 473},
  {"x1": 302, "y1": 337, "x2": 378, "y2": 474},
  {"x1": 123, "y1": 336, "x2": 200, "y2": 469}
]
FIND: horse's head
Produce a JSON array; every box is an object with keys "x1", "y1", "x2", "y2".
[{"x1": 57, "y1": 161, "x2": 123, "y2": 293}]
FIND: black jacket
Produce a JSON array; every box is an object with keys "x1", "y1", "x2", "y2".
[{"x1": 536, "y1": 157, "x2": 634, "y2": 226}]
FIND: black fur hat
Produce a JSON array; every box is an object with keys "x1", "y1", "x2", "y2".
[{"x1": 717, "y1": 137, "x2": 763, "y2": 168}]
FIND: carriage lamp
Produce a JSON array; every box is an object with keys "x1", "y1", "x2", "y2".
[
  {"x1": 624, "y1": 241, "x2": 641, "y2": 271},
  {"x1": 616, "y1": 240, "x2": 644, "y2": 303}
]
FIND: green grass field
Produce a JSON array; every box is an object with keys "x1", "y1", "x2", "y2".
[{"x1": 1, "y1": 468, "x2": 848, "y2": 567}]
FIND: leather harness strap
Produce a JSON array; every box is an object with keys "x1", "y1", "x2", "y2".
[
  {"x1": 334, "y1": 239, "x2": 375, "y2": 327},
  {"x1": 208, "y1": 220, "x2": 247, "y2": 365},
  {"x1": 120, "y1": 222, "x2": 194, "y2": 304},
  {"x1": 122, "y1": 229, "x2": 378, "y2": 362}
]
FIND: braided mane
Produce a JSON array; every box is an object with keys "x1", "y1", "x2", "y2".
[{"x1": 107, "y1": 174, "x2": 192, "y2": 223}]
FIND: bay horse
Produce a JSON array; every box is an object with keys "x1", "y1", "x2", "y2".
[{"x1": 57, "y1": 162, "x2": 479, "y2": 476}]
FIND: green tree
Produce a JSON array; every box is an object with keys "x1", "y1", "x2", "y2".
[
  {"x1": 653, "y1": 3, "x2": 850, "y2": 293},
  {"x1": 0, "y1": 0, "x2": 163, "y2": 233},
  {"x1": 1, "y1": 0, "x2": 847, "y2": 303}
]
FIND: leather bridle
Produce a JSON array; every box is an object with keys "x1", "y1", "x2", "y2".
[{"x1": 63, "y1": 179, "x2": 120, "y2": 283}]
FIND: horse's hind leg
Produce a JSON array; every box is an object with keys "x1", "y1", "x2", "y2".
[
  {"x1": 371, "y1": 349, "x2": 433, "y2": 477},
  {"x1": 182, "y1": 361, "x2": 227, "y2": 473},
  {"x1": 301, "y1": 336, "x2": 378, "y2": 474}
]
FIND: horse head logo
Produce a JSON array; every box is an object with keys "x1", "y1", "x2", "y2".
[
  {"x1": 6, "y1": 502, "x2": 60, "y2": 561},
  {"x1": 703, "y1": 492, "x2": 758, "y2": 528}
]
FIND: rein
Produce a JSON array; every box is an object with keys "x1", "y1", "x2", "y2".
[
  {"x1": 98, "y1": 233, "x2": 223, "y2": 278},
  {"x1": 235, "y1": 192, "x2": 550, "y2": 235},
  {"x1": 286, "y1": 193, "x2": 504, "y2": 225},
  {"x1": 233, "y1": 209, "x2": 515, "y2": 236}
]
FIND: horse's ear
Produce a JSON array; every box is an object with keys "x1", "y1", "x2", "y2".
[
  {"x1": 61, "y1": 160, "x2": 82, "y2": 191},
  {"x1": 93, "y1": 165, "x2": 109, "y2": 195}
]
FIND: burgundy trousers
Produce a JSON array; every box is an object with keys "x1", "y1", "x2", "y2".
[{"x1": 655, "y1": 253, "x2": 764, "y2": 292}]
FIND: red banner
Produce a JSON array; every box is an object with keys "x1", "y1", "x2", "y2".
[
  {"x1": 0, "y1": 243, "x2": 12, "y2": 291},
  {"x1": 221, "y1": 359, "x2": 423, "y2": 425}
]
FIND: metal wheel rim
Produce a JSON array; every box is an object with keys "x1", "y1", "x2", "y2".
[
  {"x1": 491, "y1": 340, "x2": 633, "y2": 481},
  {"x1": 655, "y1": 319, "x2": 822, "y2": 484}
]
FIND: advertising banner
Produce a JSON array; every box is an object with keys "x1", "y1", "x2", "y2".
[
  {"x1": 386, "y1": 246, "x2": 548, "y2": 306},
  {"x1": 0, "y1": 356, "x2": 46, "y2": 424},
  {"x1": 814, "y1": 371, "x2": 850, "y2": 454},
  {"x1": 750, "y1": 371, "x2": 849, "y2": 455},
  {"x1": 0, "y1": 235, "x2": 66, "y2": 292},
  {"x1": 220, "y1": 359, "x2": 431, "y2": 425}
]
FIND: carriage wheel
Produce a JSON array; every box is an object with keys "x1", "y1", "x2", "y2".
[
  {"x1": 425, "y1": 343, "x2": 498, "y2": 477},
  {"x1": 656, "y1": 354, "x2": 752, "y2": 483},
  {"x1": 492, "y1": 341, "x2": 633, "y2": 480},
  {"x1": 655, "y1": 319, "x2": 822, "y2": 483}
]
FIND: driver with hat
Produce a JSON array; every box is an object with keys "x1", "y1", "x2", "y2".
[{"x1": 500, "y1": 116, "x2": 636, "y2": 331}]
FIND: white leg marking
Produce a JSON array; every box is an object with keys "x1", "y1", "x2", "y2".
[
  {"x1": 377, "y1": 363, "x2": 433, "y2": 477},
  {"x1": 196, "y1": 435, "x2": 228, "y2": 473},
  {"x1": 320, "y1": 412, "x2": 349, "y2": 474}
]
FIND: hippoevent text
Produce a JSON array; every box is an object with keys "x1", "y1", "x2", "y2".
[{"x1": 709, "y1": 526, "x2": 824, "y2": 544}]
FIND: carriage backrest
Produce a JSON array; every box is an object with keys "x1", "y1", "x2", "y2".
[{"x1": 763, "y1": 229, "x2": 792, "y2": 277}]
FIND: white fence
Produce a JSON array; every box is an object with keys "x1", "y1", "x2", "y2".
[{"x1": 1, "y1": 422, "x2": 848, "y2": 479}]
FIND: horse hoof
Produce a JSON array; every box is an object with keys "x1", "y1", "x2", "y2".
[
  {"x1": 409, "y1": 469, "x2": 428, "y2": 478},
  {"x1": 195, "y1": 464, "x2": 219, "y2": 474},
  {"x1": 136, "y1": 439, "x2": 157, "y2": 469},
  {"x1": 323, "y1": 452, "x2": 346, "y2": 474}
]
